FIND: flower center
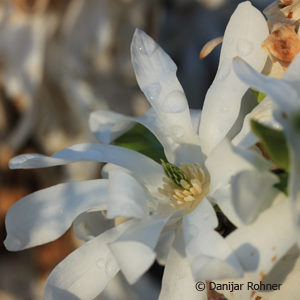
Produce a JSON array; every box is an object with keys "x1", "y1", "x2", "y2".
[{"x1": 159, "y1": 160, "x2": 208, "y2": 212}]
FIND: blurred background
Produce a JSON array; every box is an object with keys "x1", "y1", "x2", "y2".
[{"x1": 0, "y1": 0, "x2": 273, "y2": 299}]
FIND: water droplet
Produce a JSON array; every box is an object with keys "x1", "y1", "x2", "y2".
[
  {"x1": 96, "y1": 258, "x2": 105, "y2": 269},
  {"x1": 143, "y1": 82, "x2": 161, "y2": 101},
  {"x1": 161, "y1": 90, "x2": 187, "y2": 113},
  {"x1": 217, "y1": 63, "x2": 231, "y2": 81},
  {"x1": 220, "y1": 106, "x2": 229, "y2": 112},
  {"x1": 237, "y1": 39, "x2": 254, "y2": 57},
  {"x1": 166, "y1": 136, "x2": 175, "y2": 146},
  {"x1": 105, "y1": 256, "x2": 117, "y2": 276}
]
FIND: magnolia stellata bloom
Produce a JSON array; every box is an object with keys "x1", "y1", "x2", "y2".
[
  {"x1": 212, "y1": 53, "x2": 300, "y2": 300},
  {"x1": 4, "y1": 2, "x2": 276, "y2": 300},
  {"x1": 233, "y1": 53, "x2": 300, "y2": 247}
]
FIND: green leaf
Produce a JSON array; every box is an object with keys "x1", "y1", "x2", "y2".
[
  {"x1": 251, "y1": 89, "x2": 266, "y2": 103},
  {"x1": 292, "y1": 111, "x2": 300, "y2": 131},
  {"x1": 251, "y1": 120, "x2": 290, "y2": 171},
  {"x1": 114, "y1": 123, "x2": 166, "y2": 163},
  {"x1": 273, "y1": 171, "x2": 289, "y2": 195}
]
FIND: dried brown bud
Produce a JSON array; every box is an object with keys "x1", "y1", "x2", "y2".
[{"x1": 262, "y1": 24, "x2": 300, "y2": 68}]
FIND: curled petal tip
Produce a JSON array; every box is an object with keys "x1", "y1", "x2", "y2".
[{"x1": 4, "y1": 236, "x2": 23, "y2": 251}]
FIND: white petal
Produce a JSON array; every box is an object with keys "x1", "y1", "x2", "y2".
[
  {"x1": 258, "y1": 247, "x2": 300, "y2": 300},
  {"x1": 159, "y1": 230, "x2": 206, "y2": 300},
  {"x1": 155, "y1": 229, "x2": 176, "y2": 265},
  {"x1": 227, "y1": 195, "x2": 296, "y2": 280},
  {"x1": 199, "y1": 1, "x2": 268, "y2": 155},
  {"x1": 89, "y1": 108, "x2": 175, "y2": 162},
  {"x1": 131, "y1": 29, "x2": 196, "y2": 146},
  {"x1": 183, "y1": 199, "x2": 243, "y2": 280},
  {"x1": 210, "y1": 185, "x2": 243, "y2": 227},
  {"x1": 106, "y1": 170, "x2": 149, "y2": 219},
  {"x1": 9, "y1": 143, "x2": 164, "y2": 189},
  {"x1": 233, "y1": 97, "x2": 281, "y2": 148},
  {"x1": 233, "y1": 57, "x2": 299, "y2": 114},
  {"x1": 89, "y1": 110, "x2": 136, "y2": 143},
  {"x1": 90, "y1": 108, "x2": 203, "y2": 165},
  {"x1": 5, "y1": 180, "x2": 108, "y2": 251},
  {"x1": 109, "y1": 215, "x2": 170, "y2": 284},
  {"x1": 206, "y1": 139, "x2": 272, "y2": 196},
  {"x1": 231, "y1": 170, "x2": 279, "y2": 224},
  {"x1": 173, "y1": 142, "x2": 205, "y2": 165},
  {"x1": 215, "y1": 246, "x2": 300, "y2": 300},
  {"x1": 45, "y1": 221, "x2": 136, "y2": 300},
  {"x1": 73, "y1": 210, "x2": 114, "y2": 242},
  {"x1": 217, "y1": 196, "x2": 296, "y2": 299},
  {"x1": 190, "y1": 109, "x2": 202, "y2": 135}
]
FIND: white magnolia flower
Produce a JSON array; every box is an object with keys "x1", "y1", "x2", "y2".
[
  {"x1": 233, "y1": 52, "x2": 300, "y2": 248},
  {"x1": 217, "y1": 44, "x2": 300, "y2": 299},
  {"x1": 4, "y1": 2, "x2": 277, "y2": 299}
]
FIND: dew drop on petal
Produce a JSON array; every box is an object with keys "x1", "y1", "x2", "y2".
[
  {"x1": 105, "y1": 256, "x2": 116, "y2": 276},
  {"x1": 220, "y1": 106, "x2": 229, "y2": 112},
  {"x1": 96, "y1": 258, "x2": 105, "y2": 269},
  {"x1": 217, "y1": 63, "x2": 231, "y2": 81},
  {"x1": 237, "y1": 39, "x2": 254, "y2": 57},
  {"x1": 143, "y1": 82, "x2": 161, "y2": 101},
  {"x1": 160, "y1": 90, "x2": 187, "y2": 113},
  {"x1": 165, "y1": 136, "x2": 175, "y2": 146}
]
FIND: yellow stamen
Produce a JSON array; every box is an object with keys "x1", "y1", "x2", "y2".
[{"x1": 158, "y1": 162, "x2": 209, "y2": 212}]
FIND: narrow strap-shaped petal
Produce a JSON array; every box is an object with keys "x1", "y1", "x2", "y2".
[
  {"x1": 199, "y1": 1, "x2": 268, "y2": 155},
  {"x1": 159, "y1": 230, "x2": 207, "y2": 300},
  {"x1": 131, "y1": 29, "x2": 197, "y2": 147},
  {"x1": 5, "y1": 179, "x2": 108, "y2": 251},
  {"x1": 44, "y1": 220, "x2": 136, "y2": 300},
  {"x1": 89, "y1": 108, "x2": 202, "y2": 163},
  {"x1": 89, "y1": 108, "x2": 175, "y2": 162},
  {"x1": 182, "y1": 198, "x2": 243, "y2": 280},
  {"x1": 9, "y1": 143, "x2": 164, "y2": 189},
  {"x1": 109, "y1": 215, "x2": 171, "y2": 284}
]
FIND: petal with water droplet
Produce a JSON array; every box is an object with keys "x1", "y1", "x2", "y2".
[
  {"x1": 5, "y1": 180, "x2": 108, "y2": 251},
  {"x1": 45, "y1": 220, "x2": 137, "y2": 300},
  {"x1": 199, "y1": 2, "x2": 269, "y2": 155}
]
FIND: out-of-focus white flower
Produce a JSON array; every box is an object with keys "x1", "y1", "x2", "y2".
[
  {"x1": 0, "y1": 1, "x2": 46, "y2": 101},
  {"x1": 233, "y1": 53, "x2": 300, "y2": 248},
  {"x1": 214, "y1": 192, "x2": 297, "y2": 299},
  {"x1": 4, "y1": 2, "x2": 278, "y2": 300}
]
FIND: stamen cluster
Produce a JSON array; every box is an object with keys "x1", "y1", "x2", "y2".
[{"x1": 159, "y1": 161, "x2": 207, "y2": 211}]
